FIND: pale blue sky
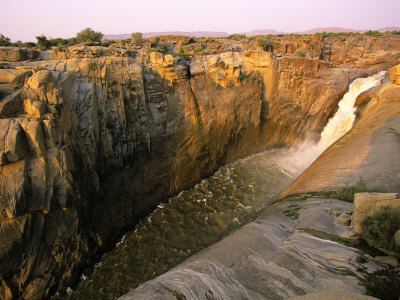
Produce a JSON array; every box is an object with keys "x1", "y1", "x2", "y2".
[{"x1": 1, "y1": 0, "x2": 399, "y2": 42}]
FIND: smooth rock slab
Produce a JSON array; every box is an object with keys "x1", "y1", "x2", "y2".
[{"x1": 119, "y1": 198, "x2": 383, "y2": 300}]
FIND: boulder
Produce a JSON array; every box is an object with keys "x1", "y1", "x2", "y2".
[
  {"x1": 23, "y1": 99, "x2": 46, "y2": 118},
  {"x1": 352, "y1": 193, "x2": 400, "y2": 233},
  {"x1": 336, "y1": 214, "x2": 351, "y2": 226},
  {"x1": 388, "y1": 64, "x2": 400, "y2": 85},
  {"x1": 0, "y1": 91, "x2": 23, "y2": 118},
  {"x1": 149, "y1": 51, "x2": 163, "y2": 64},
  {"x1": 26, "y1": 70, "x2": 59, "y2": 104},
  {"x1": 0, "y1": 47, "x2": 38, "y2": 62},
  {"x1": 0, "y1": 119, "x2": 28, "y2": 163},
  {"x1": 374, "y1": 255, "x2": 398, "y2": 267},
  {"x1": 0, "y1": 69, "x2": 32, "y2": 86}
]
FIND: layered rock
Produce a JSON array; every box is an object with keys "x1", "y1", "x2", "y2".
[
  {"x1": 0, "y1": 35, "x2": 400, "y2": 299},
  {"x1": 0, "y1": 47, "x2": 38, "y2": 62}
]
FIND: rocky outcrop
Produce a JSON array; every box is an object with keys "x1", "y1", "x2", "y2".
[
  {"x1": 1, "y1": 36, "x2": 400, "y2": 299},
  {"x1": 0, "y1": 47, "x2": 38, "y2": 62},
  {"x1": 353, "y1": 193, "x2": 400, "y2": 233},
  {"x1": 389, "y1": 64, "x2": 400, "y2": 84}
]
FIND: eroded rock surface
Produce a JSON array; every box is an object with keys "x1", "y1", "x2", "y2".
[
  {"x1": 1, "y1": 35, "x2": 400, "y2": 298},
  {"x1": 119, "y1": 197, "x2": 382, "y2": 300}
]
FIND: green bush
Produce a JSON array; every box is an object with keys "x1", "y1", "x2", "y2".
[
  {"x1": 23, "y1": 42, "x2": 36, "y2": 48},
  {"x1": 131, "y1": 32, "x2": 143, "y2": 44},
  {"x1": 76, "y1": 27, "x2": 103, "y2": 43},
  {"x1": 257, "y1": 37, "x2": 272, "y2": 51},
  {"x1": 227, "y1": 34, "x2": 246, "y2": 40},
  {"x1": 361, "y1": 206, "x2": 400, "y2": 252},
  {"x1": 317, "y1": 177, "x2": 383, "y2": 202},
  {"x1": 36, "y1": 35, "x2": 50, "y2": 50},
  {"x1": 296, "y1": 50, "x2": 306, "y2": 57},
  {"x1": 0, "y1": 34, "x2": 11, "y2": 46},
  {"x1": 364, "y1": 30, "x2": 379, "y2": 36},
  {"x1": 175, "y1": 46, "x2": 189, "y2": 57}
]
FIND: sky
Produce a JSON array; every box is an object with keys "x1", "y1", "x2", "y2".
[{"x1": 1, "y1": 0, "x2": 400, "y2": 42}]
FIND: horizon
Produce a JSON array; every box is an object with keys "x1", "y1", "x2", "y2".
[{"x1": 2, "y1": 0, "x2": 400, "y2": 42}]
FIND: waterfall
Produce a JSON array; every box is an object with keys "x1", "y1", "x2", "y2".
[
  {"x1": 317, "y1": 71, "x2": 386, "y2": 152},
  {"x1": 275, "y1": 71, "x2": 386, "y2": 176}
]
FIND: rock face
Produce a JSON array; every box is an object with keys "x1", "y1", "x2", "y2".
[
  {"x1": 0, "y1": 35, "x2": 400, "y2": 299},
  {"x1": 353, "y1": 193, "x2": 400, "y2": 233},
  {"x1": 389, "y1": 64, "x2": 400, "y2": 84}
]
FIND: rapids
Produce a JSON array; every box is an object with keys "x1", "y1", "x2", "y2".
[{"x1": 67, "y1": 72, "x2": 386, "y2": 299}]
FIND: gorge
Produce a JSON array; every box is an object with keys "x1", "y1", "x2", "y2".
[{"x1": 1, "y1": 33, "x2": 400, "y2": 299}]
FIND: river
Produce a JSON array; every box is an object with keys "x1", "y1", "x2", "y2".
[{"x1": 66, "y1": 72, "x2": 386, "y2": 300}]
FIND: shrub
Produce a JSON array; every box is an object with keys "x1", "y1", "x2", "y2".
[
  {"x1": 76, "y1": 27, "x2": 103, "y2": 43},
  {"x1": 283, "y1": 206, "x2": 301, "y2": 220},
  {"x1": 11, "y1": 40, "x2": 23, "y2": 47},
  {"x1": 131, "y1": 32, "x2": 143, "y2": 44},
  {"x1": 364, "y1": 30, "x2": 379, "y2": 36},
  {"x1": 361, "y1": 206, "x2": 400, "y2": 252},
  {"x1": 0, "y1": 34, "x2": 11, "y2": 46},
  {"x1": 227, "y1": 34, "x2": 246, "y2": 40},
  {"x1": 23, "y1": 42, "x2": 36, "y2": 48},
  {"x1": 175, "y1": 46, "x2": 189, "y2": 57},
  {"x1": 257, "y1": 37, "x2": 273, "y2": 51},
  {"x1": 316, "y1": 177, "x2": 383, "y2": 202},
  {"x1": 296, "y1": 50, "x2": 306, "y2": 57},
  {"x1": 36, "y1": 35, "x2": 50, "y2": 50},
  {"x1": 49, "y1": 38, "x2": 69, "y2": 46},
  {"x1": 155, "y1": 45, "x2": 168, "y2": 53}
]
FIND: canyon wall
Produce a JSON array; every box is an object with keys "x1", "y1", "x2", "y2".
[{"x1": 0, "y1": 35, "x2": 399, "y2": 299}]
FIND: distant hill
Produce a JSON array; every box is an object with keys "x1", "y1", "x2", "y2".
[
  {"x1": 299, "y1": 27, "x2": 359, "y2": 34},
  {"x1": 104, "y1": 27, "x2": 400, "y2": 40},
  {"x1": 299, "y1": 26, "x2": 400, "y2": 34},
  {"x1": 240, "y1": 29, "x2": 286, "y2": 36},
  {"x1": 104, "y1": 31, "x2": 229, "y2": 40},
  {"x1": 378, "y1": 26, "x2": 400, "y2": 32}
]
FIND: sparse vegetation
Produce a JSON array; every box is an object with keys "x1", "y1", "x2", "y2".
[
  {"x1": 296, "y1": 50, "x2": 306, "y2": 57},
  {"x1": 364, "y1": 30, "x2": 379, "y2": 36},
  {"x1": 76, "y1": 27, "x2": 103, "y2": 43},
  {"x1": 131, "y1": 32, "x2": 143, "y2": 44},
  {"x1": 227, "y1": 34, "x2": 247, "y2": 40},
  {"x1": 361, "y1": 206, "x2": 400, "y2": 252},
  {"x1": 316, "y1": 177, "x2": 383, "y2": 202},
  {"x1": 283, "y1": 205, "x2": 301, "y2": 220},
  {"x1": 257, "y1": 37, "x2": 273, "y2": 51},
  {"x1": 0, "y1": 34, "x2": 11, "y2": 46},
  {"x1": 175, "y1": 46, "x2": 189, "y2": 57},
  {"x1": 362, "y1": 269, "x2": 400, "y2": 300}
]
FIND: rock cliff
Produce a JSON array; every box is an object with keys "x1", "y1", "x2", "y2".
[{"x1": 0, "y1": 34, "x2": 400, "y2": 299}]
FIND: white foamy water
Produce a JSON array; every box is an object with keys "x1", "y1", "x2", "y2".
[
  {"x1": 318, "y1": 71, "x2": 386, "y2": 152},
  {"x1": 275, "y1": 71, "x2": 386, "y2": 176}
]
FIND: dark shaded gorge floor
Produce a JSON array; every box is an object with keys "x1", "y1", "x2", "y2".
[{"x1": 64, "y1": 148, "x2": 311, "y2": 300}]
